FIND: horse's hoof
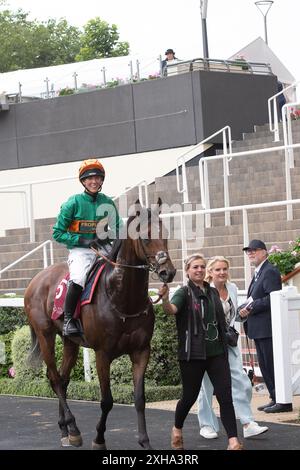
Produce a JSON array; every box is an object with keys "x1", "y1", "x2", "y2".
[
  {"x1": 139, "y1": 441, "x2": 153, "y2": 450},
  {"x1": 92, "y1": 440, "x2": 107, "y2": 450},
  {"x1": 61, "y1": 436, "x2": 72, "y2": 447},
  {"x1": 68, "y1": 433, "x2": 83, "y2": 447}
]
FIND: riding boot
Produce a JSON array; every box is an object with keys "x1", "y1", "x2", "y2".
[{"x1": 62, "y1": 281, "x2": 83, "y2": 337}]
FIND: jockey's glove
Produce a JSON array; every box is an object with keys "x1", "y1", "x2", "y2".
[{"x1": 78, "y1": 236, "x2": 96, "y2": 248}]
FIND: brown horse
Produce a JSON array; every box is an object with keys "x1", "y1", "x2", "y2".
[{"x1": 24, "y1": 198, "x2": 176, "y2": 450}]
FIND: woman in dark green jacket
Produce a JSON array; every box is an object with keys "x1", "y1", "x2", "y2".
[
  {"x1": 159, "y1": 253, "x2": 242, "y2": 450},
  {"x1": 53, "y1": 158, "x2": 123, "y2": 336}
]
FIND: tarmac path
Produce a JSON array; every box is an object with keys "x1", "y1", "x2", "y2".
[{"x1": 0, "y1": 395, "x2": 299, "y2": 451}]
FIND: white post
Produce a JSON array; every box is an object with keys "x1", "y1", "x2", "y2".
[
  {"x1": 282, "y1": 104, "x2": 293, "y2": 220},
  {"x1": 180, "y1": 213, "x2": 188, "y2": 285},
  {"x1": 49, "y1": 241, "x2": 54, "y2": 265},
  {"x1": 138, "y1": 181, "x2": 149, "y2": 208},
  {"x1": 242, "y1": 208, "x2": 251, "y2": 289},
  {"x1": 83, "y1": 347, "x2": 91, "y2": 382},
  {"x1": 204, "y1": 160, "x2": 211, "y2": 228},
  {"x1": 27, "y1": 184, "x2": 35, "y2": 243},
  {"x1": 270, "y1": 289, "x2": 293, "y2": 403},
  {"x1": 222, "y1": 130, "x2": 231, "y2": 226},
  {"x1": 43, "y1": 245, "x2": 48, "y2": 268}
]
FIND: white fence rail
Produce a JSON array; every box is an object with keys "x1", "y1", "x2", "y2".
[{"x1": 0, "y1": 240, "x2": 54, "y2": 279}]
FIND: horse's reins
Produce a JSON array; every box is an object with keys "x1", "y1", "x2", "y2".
[{"x1": 91, "y1": 247, "x2": 150, "y2": 271}]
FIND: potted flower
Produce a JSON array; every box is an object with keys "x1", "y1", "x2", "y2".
[{"x1": 268, "y1": 239, "x2": 300, "y2": 279}]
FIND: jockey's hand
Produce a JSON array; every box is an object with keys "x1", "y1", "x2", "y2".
[
  {"x1": 78, "y1": 237, "x2": 96, "y2": 248},
  {"x1": 158, "y1": 284, "x2": 169, "y2": 301}
]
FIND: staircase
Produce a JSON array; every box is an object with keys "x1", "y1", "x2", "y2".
[{"x1": 1, "y1": 119, "x2": 300, "y2": 294}]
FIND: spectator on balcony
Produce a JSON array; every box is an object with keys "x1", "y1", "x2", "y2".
[
  {"x1": 161, "y1": 48, "x2": 178, "y2": 76},
  {"x1": 239, "y1": 239, "x2": 291, "y2": 413},
  {"x1": 158, "y1": 253, "x2": 243, "y2": 450},
  {"x1": 197, "y1": 256, "x2": 268, "y2": 440}
]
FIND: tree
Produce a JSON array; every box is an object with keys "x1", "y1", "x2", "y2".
[
  {"x1": 0, "y1": 7, "x2": 130, "y2": 72},
  {"x1": 75, "y1": 17, "x2": 129, "y2": 62},
  {"x1": 31, "y1": 19, "x2": 82, "y2": 68},
  {"x1": 0, "y1": 9, "x2": 81, "y2": 72}
]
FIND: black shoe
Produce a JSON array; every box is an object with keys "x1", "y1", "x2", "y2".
[
  {"x1": 264, "y1": 403, "x2": 293, "y2": 413},
  {"x1": 257, "y1": 400, "x2": 275, "y2": 411}
]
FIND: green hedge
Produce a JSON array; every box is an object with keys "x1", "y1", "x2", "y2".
[
  {"x1": 0, "y1": 378, "x2": 181, "y2": 403},
  {"x1": 3, "y1": 303, "x2": 181, "y2": 401},
  {"x1": 12, "y1": 326, "x2": 85, "y2": 381},
  {"x1": 11, "y1": 305, "x2": 180, "y2": 387},
  {"x1": 0, "y1": 307, "x2": 27, "y2": 334}
]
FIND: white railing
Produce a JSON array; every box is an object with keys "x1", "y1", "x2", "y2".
[
  {"x1": 199, "y1": 142, "x2": 300, "y2": 228},
  {"x1": 0, "y1": 176, "x2": 76, "y2": 243},
  {"x1": 0, "y1": 240, "x2": 54, "y2": 280},
  {"x1": 160, "y1": 198, "x2": 300, "y2": 289},
  {"x1": 268, "y1": 81, "x2": 299, "y2": 142}
]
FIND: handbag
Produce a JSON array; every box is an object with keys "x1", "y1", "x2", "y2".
[{"x1": 225, "y1": 325, "x2": 239, "y2": 347}]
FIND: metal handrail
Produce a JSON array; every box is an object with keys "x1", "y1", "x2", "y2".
[
  {"x1": 0, "y1": 240, "x2": 54, "y2": 279},
  {"x1": 167, "y1": 58, "x2": 273, "y2": 76},
  {"x1": 0, "y1": 176, "x2": 77, "y2": 243},
  {"x1": 198, "y1": 126, "x2": 232, "y2": 227},
  {"x1": 268, "y1": 81, "x2": 299, "y2": 142},
  {"x1": 159, "y1": 198, "x2": 300, "y2": 289},
  {"x1": 199, "y1": 142, "x2": 300, "y2": 228}
]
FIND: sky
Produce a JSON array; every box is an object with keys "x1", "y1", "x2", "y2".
[{"x1": 2, "y1": 0, "x2": 300, "y2": 82}]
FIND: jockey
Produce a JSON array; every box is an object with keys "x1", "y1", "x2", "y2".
[{"x1": 53, "y1": 158, "x2": 123, "y2": 337}]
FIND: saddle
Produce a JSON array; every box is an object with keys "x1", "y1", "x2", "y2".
[{"x1": 51, "y1": 260, "x2": 106, "y2": 321}]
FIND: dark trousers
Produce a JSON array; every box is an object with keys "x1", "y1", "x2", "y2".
[
  {"x1": 254, "y1": 337, "x2": 275, "y2": 401},
  {"x1": 175, "y1": 354, "x2": 237, "y2": 438}
]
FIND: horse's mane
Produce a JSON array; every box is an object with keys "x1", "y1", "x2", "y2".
[{"x1": 106, "y1": 208, "x2": 152, "y2": 262}]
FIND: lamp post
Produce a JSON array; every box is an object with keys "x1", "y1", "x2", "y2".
[
  {"x1": 200, "y1": 0, "x2": 209, "y2": 58},
  {"x1": 255, "y1": 1, "x2": 274, "y2": 45}
]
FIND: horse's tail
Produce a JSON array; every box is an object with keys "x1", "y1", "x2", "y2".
[{"x1": 27, "y1": 325, "x2": 43, "y2": 367}]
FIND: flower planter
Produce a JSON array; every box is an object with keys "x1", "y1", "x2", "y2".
[{"x1": 282, "y1": 264, "x2": 300, "y2": 290}]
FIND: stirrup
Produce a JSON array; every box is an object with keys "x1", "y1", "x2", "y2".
[{"x1": 63, "y1": 319, "x2": 82, "y2": 337}]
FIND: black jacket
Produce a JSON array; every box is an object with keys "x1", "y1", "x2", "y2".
[
  {"x1": 245, "y1": 260, "x2": 282, "y2": 339},
  {"x1": 175, "y1": 283, "x2": 228, "y2": 361}
]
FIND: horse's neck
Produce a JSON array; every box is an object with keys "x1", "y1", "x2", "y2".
[{"x1": 107, "y1": 242, "x2": 149, "y2": 311}]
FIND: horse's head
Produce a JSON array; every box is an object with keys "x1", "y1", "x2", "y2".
[{"x1": 127, "y1": 198, "x2": 176, "y2": 284}]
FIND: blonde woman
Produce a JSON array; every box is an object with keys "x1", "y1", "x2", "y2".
[
  {"x1": 159, "y1": 253, "x2": 242, "y2": 451},
  {"x1": 198, "y1": 256, "x2": 268, "y2": 440}
]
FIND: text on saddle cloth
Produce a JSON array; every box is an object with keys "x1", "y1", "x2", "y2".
[{"x1": 51, "y1": 262, "x2": 106, "y2": 320}]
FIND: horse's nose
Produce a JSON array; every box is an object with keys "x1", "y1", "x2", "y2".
[{"x1": 159, "y1": 268, "x2": 176, "y2": 283}]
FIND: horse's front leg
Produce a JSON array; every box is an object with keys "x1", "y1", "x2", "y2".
[
  {"x1": 92, "y1": 351, "x2": 113, "y2": 450},
  {"x1": 131, "y1": 348, "x2": 152, "y2": 450},
  {"x1": 58, "y1": 338, "x2": 82, "y2": 447}
]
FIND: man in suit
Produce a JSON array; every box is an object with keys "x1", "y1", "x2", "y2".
[{"x1": 239, "y1": 239, "x2": 293, "y2": 413}]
